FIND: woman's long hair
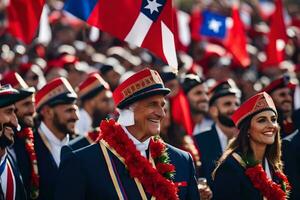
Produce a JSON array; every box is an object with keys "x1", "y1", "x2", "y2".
[{"x1": 212, "y1": 114, "x2": 283, "y2": 179}]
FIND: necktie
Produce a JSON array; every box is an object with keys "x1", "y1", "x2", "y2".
[{"x1": 6, "y1": 162, "x2": 14, "y2": 200}]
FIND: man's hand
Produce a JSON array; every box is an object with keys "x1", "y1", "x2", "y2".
[{"x1": 199, "y1": 185, "x2": 213, "y2": 200}]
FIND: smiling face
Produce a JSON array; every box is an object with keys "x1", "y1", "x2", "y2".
[
  {"x1": 51, "y1": 103, "x2": 79, "y2": 135},
  {"x1": 249, "y1": 110, "x2": 279, "y2": 147},
  {"x1": 187, "y1": 84, "x2": 209, "y2": 114},
  {"x1": 0, "y1": 104, "x2": 18, "y2": 148},
  {"x1": 127, "y1": 95, "x2": 166, "y2": 141},
  {"x1": 15, "y1": 94, "x2": 36, "y2": 128},
  {"x1": 270, "y1": 87, "x2": 293, "y2": 117}
]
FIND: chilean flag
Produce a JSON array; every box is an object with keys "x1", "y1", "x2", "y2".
[
  {"x1": 64, "y1": 0, "x2": 178, "y2": 69},
  {"x1": 192, "y1": 6, "x2": 250, "y2": 68}
]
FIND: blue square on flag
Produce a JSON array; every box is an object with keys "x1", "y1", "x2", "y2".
[{"x1": 200, "y1": 10, "x2": 227, "y2": 39}]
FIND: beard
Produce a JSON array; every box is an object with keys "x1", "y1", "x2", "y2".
[
  {"x1": 190, "y1": 102, "x2": 208, "y2": 115},
  {"x1": 218, "y1": 113, "x2": 235, "y2": 127},
  {"x1": 18, "y1": 115, "x2": 34, "y2": 129},
  {"x1": 0, "y1": 123, "x2": 15, "y2": 149},
  {"x1": 53, "y1": 113, "x2": 76, "y2": 135},
  {"x1": 92, "y1": 109, "x2": 108, "y2": 128}
]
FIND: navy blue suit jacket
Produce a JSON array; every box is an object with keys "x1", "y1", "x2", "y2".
[
  {"x1": 194, "y1": 125, "x2": 222, "y2": 186},
  {"x1": 68, "y1": 136, "x2": 91, "y2": 151},
  {"x1": 34, "y1": 130, "x2": 59, "y2": 200},
  {"x1": 6, "y1": 152, "x2": 27, "y2": 200},
  {"x1": 12, "y1": 135, "x2": 31, "y2": 199},
  {"x1": 212, "y1": 153, "x2": 283, "y2": 200},
  {"x1": 55, "y1": 143, "x2": 200, "y2": 200},
  {"x1": 282, "y1": 130, "x2": 300, "y2": 200}
]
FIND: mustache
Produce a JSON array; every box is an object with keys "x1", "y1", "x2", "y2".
[
  {"x1": 67, "y1": 119, "x2": 77, "y2": 123},
  {"x1": 281, "y1": 100, "x2": 292, "y2": 104},
  {"x1": 197, "y1": 100, "x2": 208, "y2": 104},
  {"x1": 3, "y1": 122, "x2": 17, "y2": 129}
]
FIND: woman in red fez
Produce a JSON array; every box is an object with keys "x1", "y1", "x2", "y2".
[{"x1": 211, "y1": 92, "x2": 290, "y2": 200}]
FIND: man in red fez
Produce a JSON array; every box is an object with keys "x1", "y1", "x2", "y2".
[
  {"x1": 1, "y1": 72, "x2": 38, "y2": 199},
  {"x1": 34, "y1": 77, "x2": 78, "y2": 200},
  {"x1": 55, "y1": 68, "x2": 200, "y2": 200},
  {"x1": 262, "y1": 75, "x2": 295, "y2": 137},
  {"x1": 0, "y1": 84, "x2": 27, "y2": 200},
  {"x1": 70, "y1": 73, "x2": 114, "y2": 150}
]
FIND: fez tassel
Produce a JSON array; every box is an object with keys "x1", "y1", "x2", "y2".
[{"x1": 99, "y1": 119, "x2": 179, "y2": 200}]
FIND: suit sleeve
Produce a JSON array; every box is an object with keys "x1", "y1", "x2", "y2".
[
  {"x1": 54, "y1": 149, "x2": 86, "y2": 200},
  {"x1": 212, "y1": 160, "x2": 241, "y2": 200},
  {"x1": 282, "y1": 136, "x2": 300, "y2": 200},
  {"x1": 186, "y1": 154, "x2": 200, "y2": 200}
]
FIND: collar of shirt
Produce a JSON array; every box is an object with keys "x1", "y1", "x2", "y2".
[
  {"x1": 76, "y1": 108, "x2": 92, "y2": 134},
  {"x1": 215, "y1": 124, "x2": 228, "y2": 152},
  {"x1": 193, "y1": 117, "x2": 214, "y2": 135},
  {"x1": 40, "y1": 122, "x2": 69, "y2": 146},
  {"x1": 121, "y1": 126, "x2": 150, "y2": 158}
]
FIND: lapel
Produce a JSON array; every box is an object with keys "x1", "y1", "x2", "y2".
[
  {"x1": 34, "y1": 130, "x2": 58, "y2": 170},
  {"x1": 100, "y1": 142, "x2": 152, "y2": 200},
  {"x1": 211, "y1": 125, "x2": 223, "y2": 156},
  {"x1": 6, "y1": 152, "x2": 26, "y2": 200},
  {"x1": 12, "y1": 136, "x2": 31, "y2": 188}
]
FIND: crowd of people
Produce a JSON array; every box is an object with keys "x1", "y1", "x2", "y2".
[{"x1": 0, "y1": 0, "x2": 300, "y2": 199}]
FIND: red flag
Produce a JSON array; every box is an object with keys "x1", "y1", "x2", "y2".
[
  {"x1": 170, "y1": 89, "x2": 194, "y2": 136},
  {"x1": 64, "y1": 0, "x2": 178, "y2": 69},
  {"x1": 173, "y1": 8, "x2": 191, "y2": 52},
  {"x1": 265, "y1": 0, "x2": 288, "y2": 66},
  {"x1": 7, "y1": 0, "x2": 45, "y2": 44},
  {"x1": 224, "y1": 3, "x2": 250, "y2": 68}
]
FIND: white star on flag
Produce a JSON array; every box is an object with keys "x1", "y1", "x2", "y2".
[
  {"x1": 208, "y1": 19, "x2": 222, "y2": 33},
  {"x1": 144, "y1": 0, "x2": 162, "y2": 14}
]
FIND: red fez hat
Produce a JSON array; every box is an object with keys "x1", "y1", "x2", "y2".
[
  {"x1": 262, "y1": 75, "x2": 291, "y2": 94},
  {"x1": 231, "y1": 92, "x2": 277, "y2": 128},
  {"x1": 35, "y1": 77, "x2": 77, "y2": 112},
  {"x1": 1, "y1": 72, "x2": 35, "y2": 99},
  {"x1": 77, "y1": 73, "x2": 110, "y2": 100},
  {"x1": 0, "y1": 84, "x2": 23, "y2": 108},
  {"x1": 18, "y1": 63, "x2": 33, "y2": 75},
  {"x1": 208, "y1": 79, "x2": 241, "y2": 106},
  {"x1": 113, "y1": 68, "x2": 170, "y2": 109}
]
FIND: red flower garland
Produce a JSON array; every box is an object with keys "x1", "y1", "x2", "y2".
[
  {"x1": 18, "y1": 127, "x2": 39, "y2": 199},
  {"x1": 245, "y1": 164, "x2": 291, "y2": 200},
  {"x1": 87, "y1": 130, "x2": 100, "y2": 142},
  {"x1": 100, "y1": 119, "x2": 179, "y2": 200}
]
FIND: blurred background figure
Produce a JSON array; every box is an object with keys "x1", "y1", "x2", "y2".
[{"x1": 194, "y1": 79, "x2": 241, "y2": 187}]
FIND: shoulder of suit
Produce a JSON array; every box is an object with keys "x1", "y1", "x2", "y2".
[
  {"x1": 283, "y1": 130, "x2": 299, "y2": 143},
  {"x1": 166, "y1": 144, "x2": 191, "y2": 160},
  {"x1": 217, "y1": 153, "x2": 245, "y2": 173},
  {"x1": 68, "y1": 135, "x2": 86, "y2": 146},
  {"x1": 194, "y1": 126, "x2": 216, "y2": 141}
]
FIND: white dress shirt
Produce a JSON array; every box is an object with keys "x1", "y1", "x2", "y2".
[
  {"x1": 40, "y1": 122, "x2": 69, "y2": 166},
  {"x1": 215, "y1": 124, "x2": 228, "y2": 152},
  {"x1": 0, "y1": 152, "x2": 16, "y2": 199},
  {"x1": 193, "y1": 117, "x2": 214, "y2": 135},
  {"x1": 76, "y1": 109, "x2": 92, "y2": 136},
  {"x1": 122, "y1": 126, "x2": 150, "y2": 158}
]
